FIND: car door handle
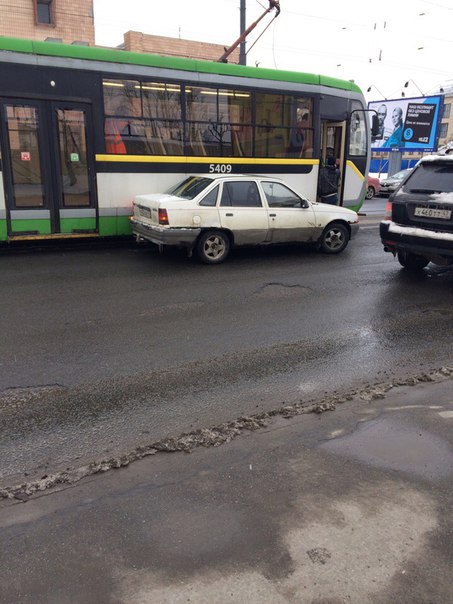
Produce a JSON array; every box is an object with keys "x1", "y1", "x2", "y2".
[
  {"x1": 269, "y1": 213, "x2": 276, "y2": 217},
  {"x1": 225, "y1": 213, "x2": 233, "y2": 216}
]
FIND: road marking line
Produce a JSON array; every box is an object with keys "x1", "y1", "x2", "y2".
[
  {"x1": 386, "y1": 405, "x2": 443, "y2": 411},
  {"x1": 438, "y1": 411, "x2": 453, "y2": 418}
]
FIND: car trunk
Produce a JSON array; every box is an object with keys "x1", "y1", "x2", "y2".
[{"x1": 134, "y1": 194, "x2": 174, "y2": 226}]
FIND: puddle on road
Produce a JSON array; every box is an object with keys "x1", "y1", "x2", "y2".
[
  {"x1": 321, "y1": 417, "x2": 453, "y2": 480},
  {"x1": 253, "y1": 283, "x2": 312, "y2": 299}
]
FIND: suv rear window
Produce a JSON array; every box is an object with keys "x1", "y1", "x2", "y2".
[{"x1": 404, "y1": 162, "x2": 453, "y2": 194}]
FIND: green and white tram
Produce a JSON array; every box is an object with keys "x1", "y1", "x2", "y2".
[{"x1": 0, "y1": 37, "x2": 370, "y2": 243}]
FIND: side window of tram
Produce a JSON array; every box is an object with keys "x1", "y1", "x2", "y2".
[
  {"x1": 103, "y1": 79, "x2": 144, "y2": 155},
  {"x1": 254, "y1": 93, "x2": 314, "y2": 159},
  {"x1": 349, "y1": 108, "x2": 366, "y2": 156},
  {"x1": 102, "y1": 78, "x2": 184, "y2": 155},
  {"x1": 5, "y1": 105, "x2": 45, "y2": 208}
]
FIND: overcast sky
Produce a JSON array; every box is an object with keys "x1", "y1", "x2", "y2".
[{"x1": 93, "y1": 0, "x2": 453, "y2": 102}]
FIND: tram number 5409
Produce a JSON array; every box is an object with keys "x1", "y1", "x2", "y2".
[{"x1": 209, "y1": 164, "x2": 232, "y2": 174}]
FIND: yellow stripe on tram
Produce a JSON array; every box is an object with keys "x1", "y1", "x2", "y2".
[
  {"x1": 96, "y1": 154, "x2": 319, "y2": 166},
  {"x1": 346, "y1": 160, "x2": 365, "y2": 181}
]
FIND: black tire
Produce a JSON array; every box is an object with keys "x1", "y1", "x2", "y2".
[
  {"x1": 196, "y1": 230, "x2": 230, "y2": 264},
  {"x1": 319, "y1": 222, "x2": 350, "y2": 254},
  {"x1": 366, "y1": 186, "x2": 375, "y2": 200},
  {"x1": 397, "y1": 251, "x2": 429, "y2": 270}
]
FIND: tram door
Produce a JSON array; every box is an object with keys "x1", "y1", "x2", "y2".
[
  {"x1": 0, "y1": 100, "x2": 97, "y2": 238},
  {"x1": 318, "y1": 121, "x2": 346, "y2": 204}
]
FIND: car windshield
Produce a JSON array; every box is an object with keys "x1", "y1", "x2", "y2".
[
  {"x1": 165, "y1": 177, "x2": 213, "y2": 199},
  {"x1": 404, "y1": 163, "x2": 453, "y2": 194}
]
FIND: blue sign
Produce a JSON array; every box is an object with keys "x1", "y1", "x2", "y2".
[{"x1": 368, "y1": 95, "x2": 443, "y2": 152}]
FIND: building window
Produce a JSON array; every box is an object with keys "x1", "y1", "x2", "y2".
[
  {"x1": 35, "y1": 0, "x2": 54, "y2": 25},
  {"x1": 439, "y1": 123, "x2": 448, "y2": 139},
  {"x1": 442, "y1": 103, "x2": 451, "y2": 119}
]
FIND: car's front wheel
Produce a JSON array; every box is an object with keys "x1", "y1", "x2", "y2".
[
  {"x1": 397, "y1": 251, "x2": 429, "y2": 270},
  {"x1": 196, "y1": 230, "x2": 230, "y2": 264},
  {"x1": 366, "y1": 186, "x2": 375, "y2": 199},
  {"x1": 319, "y1": 222, "x2": 350, "y2": 254}
]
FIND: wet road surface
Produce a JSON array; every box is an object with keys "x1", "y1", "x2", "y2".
[
  {"x1": 1, "y1": 220, "x2": 452, "y2": 487},
  {"x1": 1, "y1": 373, "x2": 452, "y2": 603}
]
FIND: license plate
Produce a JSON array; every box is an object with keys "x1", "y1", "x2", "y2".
[
  {"x1": 414, "y1": 207, "x2": 452, "y2": 219},
  {"x1": 138, "y1": 206, "x2": 151, "y2": 219}
]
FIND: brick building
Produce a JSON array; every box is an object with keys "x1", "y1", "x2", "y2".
[
  {"x1": 0, "y1": 0, "x2": 94, "y2": 45},
  {"x1": 0, "y1": 2, "x2": 238, "y2": 62},
  {"x1": 437, "y1": 90, "x2": 453, "y2": 149},
  {"x1": 122, "y1": 31, "x2": 240, "y2": 64}
]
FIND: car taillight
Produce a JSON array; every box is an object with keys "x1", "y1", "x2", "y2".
[
  {"x1": 385, "y1": 200, "x2": 392, "y2": 220},
  {"x1": 159, "y1": 209, "x2": 169, "y2": 225}
]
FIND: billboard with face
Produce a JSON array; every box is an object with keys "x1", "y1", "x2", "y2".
[{"x1": 368, "y1": 95, "x2": 443, "y2": 152}]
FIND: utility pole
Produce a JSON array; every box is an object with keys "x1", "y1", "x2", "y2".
[
  {"x1": 218, "y1": 0, "x2": 280, "y2": 63},
  {"x1": 240, "y1": 0, "x2": 246, "y2": 66}
]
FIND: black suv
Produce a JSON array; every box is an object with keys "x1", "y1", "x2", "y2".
[{"x1": 380, "y1": 156, "x2": 453, "y2": 270}]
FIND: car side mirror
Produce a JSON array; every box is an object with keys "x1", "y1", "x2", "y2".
[{"x1": 371, "y1": 114, "x2": 380, "y2": 138}]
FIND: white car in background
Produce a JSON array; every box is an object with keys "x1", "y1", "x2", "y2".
[
  {"x1": 379, "y1": 168, "x2": 413, "y2": 196},
  {"x1": 131, "y1": 174, "x2": 359, "y2": 264}
]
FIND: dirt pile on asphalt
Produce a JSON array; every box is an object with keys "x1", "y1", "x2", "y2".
[{"x1": 1, "y1": 366, "x2": 452, "y2": 502}]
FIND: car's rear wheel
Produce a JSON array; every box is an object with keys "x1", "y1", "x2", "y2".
[
  {"x1": 397, "y1": 251, "x2": 429, "y2": 270},
  {"x1": 319, "y1": 222, "x2": 350, "y2": 254},
  {"x1": 366, "y1": 185, "x2": 375, "y2": 199},
  {"x1": 196, "y1": 230, "x2": 230, "y2": 264}
]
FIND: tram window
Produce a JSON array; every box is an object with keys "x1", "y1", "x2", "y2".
[
  {"x1": 187, "y1": 121, "x2": 231, "y2": 157},
  {"x1": 103, "y1": 80, "x2": 142, "y2": 117},
  {"x1": 349, "y1": 105, "x2": 367, "y2": 156},
  {"x1": 101, "y1": 78, "x2": 314, "y2": 159},
  {"x1": 255, "y1": 125, "x2": 287, "y2": 157},
  {"x1": 186, "y1": 86, "x2": 251, "y2": 123},
  {"x1": 255, "y1": 93, "x2": 314, "y2": 159},
  {"x1": 186, "y1": 86, "x2": 252, "y2": 157},
  {"x1": 142, "y1": 82, "x2": 182, "y2": 120},
  {"x1": 103, "y1": 79, "x2": 143, "y2": 154},
  {"x1": 293, "y1": 98, "x2": 314, "y2": 158},
  {"x1": 186, "y1": 86, "x2": 215, "y2": 123},
  {"x1": 255, "y1": 93, "x2": 289, "y2": 156},
  {"x1": 105, "y1": 118, "x2": 148, "y2": 155},
  {"x1": 144, "y1": 119, "x2": 184, "y2": 155},
  {"x1": 218, "y1": 88, "x2": 252, "y2": 125}
]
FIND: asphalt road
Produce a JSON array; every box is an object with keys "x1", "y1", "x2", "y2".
[
  {"x1": 1, "y1": 204, "x2": 453, "y2": 603},
  {"x1": 1, "y1": 209, "x2": 452, "y2": 487},
  {"x1": 1, "y1": 372, "x2": 452, "y2": 604}
]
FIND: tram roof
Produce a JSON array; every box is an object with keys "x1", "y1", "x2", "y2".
[{"x1": 0, "y1": 36, "x2": 362, "y2": 94}]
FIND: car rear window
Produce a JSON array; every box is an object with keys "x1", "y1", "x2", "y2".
[
  {"x1": 165, "y1": 177, "x2": 213, "y2": 199},
  {"x1": 404, "y1": 163, "x2": 453, "y2": 194}
]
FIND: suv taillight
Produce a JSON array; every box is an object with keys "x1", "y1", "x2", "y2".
[
  {"x1": 158, "y1": 209, "x2": 169, "y2": 225},
  {"x1": 385, "y1": 200, "x2": 392, "y2": 220}
]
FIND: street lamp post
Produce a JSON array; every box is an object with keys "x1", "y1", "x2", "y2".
[
  {"x1": 367, "y1": 85, "x2": 387, "y2": 100},
  {"x1": 404, "y1": 79, "x2": 425, "y2": 96}
]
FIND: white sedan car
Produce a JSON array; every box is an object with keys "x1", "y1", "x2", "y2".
[{"x1": 130, "y1": 174, "x2": 359, "y2": 264}]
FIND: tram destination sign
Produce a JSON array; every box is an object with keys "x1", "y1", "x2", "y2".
[{"x1": 368, "y1": 95, "x2": 442, "y2": 152}]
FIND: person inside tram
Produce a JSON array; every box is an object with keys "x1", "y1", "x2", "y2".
[
  {"x1": 318, "y1": 147, "x2": 341, "y2": 204},
  {"x1": 105, "y1": 97, "x2": 149, "y2": 155}
]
